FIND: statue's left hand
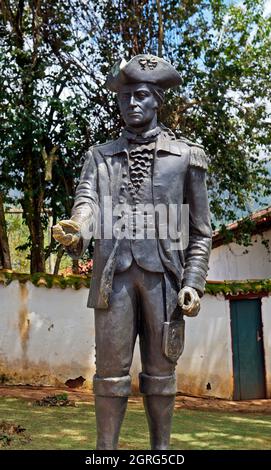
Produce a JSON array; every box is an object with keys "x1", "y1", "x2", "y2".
[{"x1": 178, "y1": 286, "x2": 200, "y2": 317}]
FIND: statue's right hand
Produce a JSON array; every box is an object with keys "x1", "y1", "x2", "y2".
[{"x1": 52, "y1": 220, "x2": 81, "y2": 247}]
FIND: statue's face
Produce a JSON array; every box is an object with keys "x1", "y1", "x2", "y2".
[{"x1": 118, "y1": 83, "x2": 158, "y2": 128}]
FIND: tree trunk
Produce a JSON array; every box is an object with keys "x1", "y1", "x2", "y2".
[
  {"x1": 21, "y1": 141, "x2": 45, "y2": 273},
  {"x1": 3, "y1": 0, "x2": 46, "y2": 274},
  {"x1": 72, "y1": 259, "x2": 79, "y2": 274},
  {"x1": 0, "y1": 193, "x2": 12, "y2": 270},
  {"x1": 21, "y1": 155, "x2": 45, "y2": 273},
  {"x1": 156, "y1": 0, "x2": 164, "y2": 57},
  {"x1": 53, "y1": 245, "x2": 64, "y2": 275},
  {"x1": 29, "y1": 213, "x2": 45, "y2": 273}
]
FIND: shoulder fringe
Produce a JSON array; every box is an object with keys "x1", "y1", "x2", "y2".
[
  {"x1": 190, "y1": 147, "x2": 208, "y2": 170},
  {"x1": 177, "y1": 135, "x2": 204, "y2": 149}
]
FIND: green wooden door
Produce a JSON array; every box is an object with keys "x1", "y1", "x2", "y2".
[{"x1": 230, "y1": 299, "x2": 266, "y2": 400}]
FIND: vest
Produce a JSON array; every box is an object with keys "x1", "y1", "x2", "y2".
[{"x1": 115, "y1": 143, "x2": 164, "y2": 273}]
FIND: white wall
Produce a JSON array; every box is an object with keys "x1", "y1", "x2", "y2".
[
  {"x1": 177, "y1": 295, "x2": 233, "y2": 399},
  {"x1": 1, "y1": 280, "x2": 270, "y2": 399},
  {"x1": 0, "y1": 281, "x2": 94, "y2": 388},
  {"x1": 208, "y1": 229, "x2": 271, "y2": 281},
  {"x1": 0, "y1": 281, "x2": 234, "y2": 398}
]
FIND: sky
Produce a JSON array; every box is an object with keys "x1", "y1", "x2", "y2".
[{"x1": 264, "y1": 0, "x2": 271, "y2": 16}]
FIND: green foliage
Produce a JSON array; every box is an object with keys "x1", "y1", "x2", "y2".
[
  {"x1": 58, "y1": 0, "x2": 271, "y2": 227},
  {"x1": 0, "y1": 269, "x2": 270, "y2": 295},
  {"x1": 0, "y1": 270, "x2": 90, "y2": 289},
  {"x1": 205, "y1": 279, "x2": 271, "y2": 296},
  {"x1": 5, "y1": 213, "x2": 30, "y2": 272},
  {"x1": 1, "y1": 0, "x2": 271, "y2": 273},
  {"x1": 34, "y1": 393, "x2": 75, "y2": 407},
  {"x1": 0, "y1": 1, "x2": 92, "y2": 272},
  {"x1": 55, "y1": 393, "x2": 68, "y2": 402},
  {"x1": 0, "y1": 419, "x2": 30, "y2": 448}
]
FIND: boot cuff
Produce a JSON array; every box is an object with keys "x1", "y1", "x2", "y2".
[
  {"x1": 93, "y1": 374, "x2": 131, "y2": 397},
  {"x1": 139, "y1": 373, "x2": 176, "y2": 396}
]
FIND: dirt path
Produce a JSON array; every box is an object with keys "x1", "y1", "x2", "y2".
[
  {"x1": 0, "y1": 385, "x2": 92, "y2": 403},
  {"x1": 1, "y1": 385, "x2": 271, "y2": 413},
  {"x1": 175, "y1": 394, "x2": 271, "y2": 413}
]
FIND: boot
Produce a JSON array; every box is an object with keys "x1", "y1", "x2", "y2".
[
  {"x1": 143, "y1": 395, "x2": 175, "y2": 450},
  {"x1": 95, "y1": 396, "x2": 128, "y2": 450}
]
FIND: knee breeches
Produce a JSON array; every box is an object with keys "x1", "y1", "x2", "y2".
[{"x1": 93, "y1": 261, "x2": 178, "y2": 397}]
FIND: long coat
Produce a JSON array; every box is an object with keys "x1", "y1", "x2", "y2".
[{"x1": 68, "y1": 128, "x2": 212, "y2": 310}]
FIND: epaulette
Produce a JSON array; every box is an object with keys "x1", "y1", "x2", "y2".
[
  {"x1": 175, "y1": 136, "x2": 207, "y2": 170},
  {"x1": 189, "y1": 146, "x2": 208, "y2": 170},
  {"x1": 176, "y1": 135, "x2": 204, "y2": 149}
]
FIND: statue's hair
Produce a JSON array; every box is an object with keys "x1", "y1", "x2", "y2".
[{"x1": 148, "y1": 85, "x2": 165, "y2": 108}]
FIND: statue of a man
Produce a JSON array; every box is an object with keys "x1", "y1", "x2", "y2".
[{"x1": 53, "y1": 54, "x2": 212, "y2": 450}]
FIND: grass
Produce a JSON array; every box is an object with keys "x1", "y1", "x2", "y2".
[{"x1": 0, "y1": 397, "x2": 271, "y2": 450}]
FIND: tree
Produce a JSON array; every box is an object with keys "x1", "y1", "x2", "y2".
[
  {"x1": 61, "y1": 0, "x2": 271, "y2": 226},
  {"x1": 83, "y1": 0, "x2": 271, "y2": 226},
  {"x1": 1, "y1": 0, "x2": 270, "y2": 274},
  {"x1": 0, "y1": 0, "x2": 93, "y2": 272}
]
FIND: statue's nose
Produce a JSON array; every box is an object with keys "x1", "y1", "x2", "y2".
[{"x1": 129, "y1": 95, "x2": 136, "y2": 107}]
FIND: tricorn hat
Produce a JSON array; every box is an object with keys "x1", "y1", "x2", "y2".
[{"x1": 105, "y1": 54, "x2": 182, "y2": 92}]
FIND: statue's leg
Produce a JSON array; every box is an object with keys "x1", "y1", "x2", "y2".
[
  {"x1": 138, "y1": 269, "x2": 177, "y2": 450},
  {"x1": 94, "y1": 394, "x2": 129, "y2": 450},
  {"x1": 140, "y1": 378, "x2": 176, "y2": 450},
  {"x1": 93, "y1": 269, "x2": 137, "y2": 450}
]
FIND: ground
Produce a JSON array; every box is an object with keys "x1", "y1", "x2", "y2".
[
  {"x1": 1, "y1": 385, "x2": 271, "y2": 413},
  {"x1": 0, "y1": 386, "x2": 271, "y2": 450}
]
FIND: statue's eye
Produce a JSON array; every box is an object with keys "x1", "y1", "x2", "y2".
[{"x1": 137, "y1": 92, "x2": 148, "y2": 99}]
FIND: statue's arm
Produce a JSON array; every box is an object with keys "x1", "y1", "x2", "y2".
[
  {"x1": 178, "y1": 147, "x2": 212, "y2": 315},
  {"x1": 53, "y1": 148, "x2": 98, "y2": 259}
]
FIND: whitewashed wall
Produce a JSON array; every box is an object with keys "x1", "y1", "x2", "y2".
[
  {"x1": 0, "y1": 281, "x2": 94, "y2": 388},
  {"x1": 0, "y1": 281, "x2": 232, "y2": 398},
  {"x1": 1, "y1": 281, "x2": 270, "y2": 399},
  {"x1": 208, "y1": 228, "x2": 271, "y2": 281},
  {"x1": 176, "y1": 295, "x2": 233, "y2": 399}
]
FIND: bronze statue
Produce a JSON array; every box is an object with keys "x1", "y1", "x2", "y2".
[{"x1": 53, "y1": 54, "x2": 212, "y2": 450}]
